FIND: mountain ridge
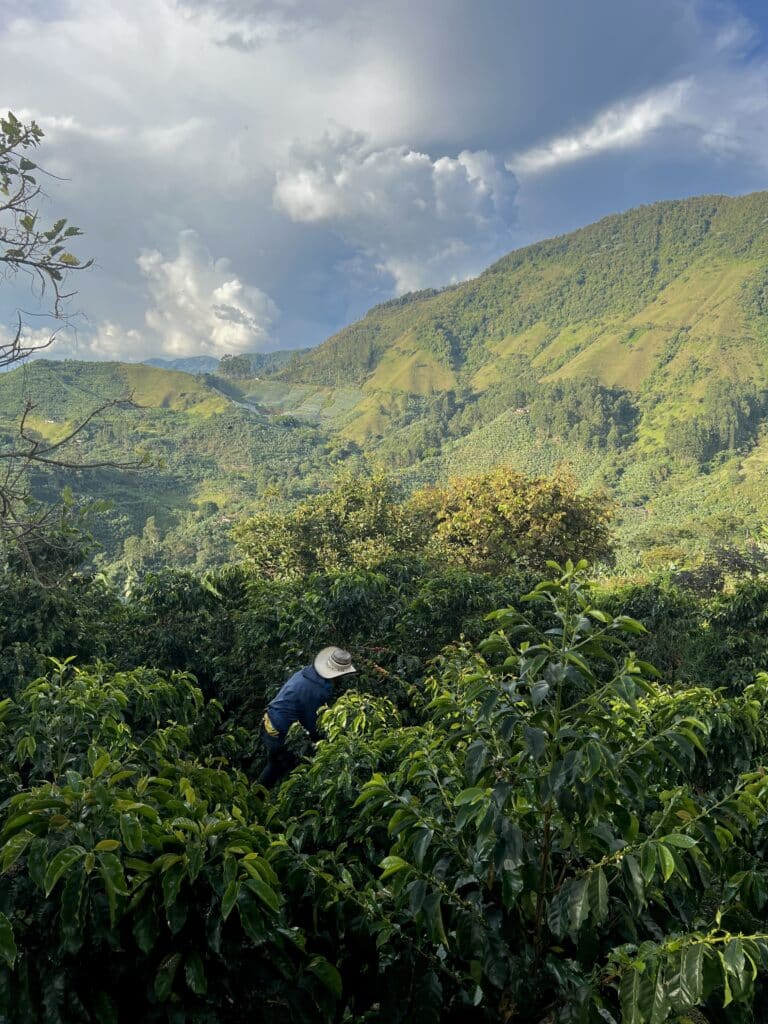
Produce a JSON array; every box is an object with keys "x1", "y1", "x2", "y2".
[{"x1": 279, "y1": 190, "x2": 768, "y2": 445}]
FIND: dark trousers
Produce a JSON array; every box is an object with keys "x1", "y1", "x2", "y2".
[{"x1": 258, "y1": 730, "x2": 298, "y2": 789}]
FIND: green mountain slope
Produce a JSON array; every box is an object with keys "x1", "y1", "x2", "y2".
[
  {"x1": 3, "y1": 192, "x2": 768, "y2": 575},
  {"x1": 0, "y1": 360, "x2": 352, "y2": 570},
  {"x1": 282, "y1": 192, "x2": 768, "y2": 446}
]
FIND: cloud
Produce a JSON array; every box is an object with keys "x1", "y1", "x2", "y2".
[
  {"x1": 137, "y1": 230, "x2": 278, "y2": 357},
  {"x1": 510, "y1": 80, "x2": 692, "y2": 175},
  {"x1": 510, "y1": 57, "x2": 768, "y2": 178},
  {"x1": 2, "y1": 0, "x2": 768, "y2": 356},
  {"x1": 3, "y1": 231, "x2": 279, "y2": 363},
  {"x1": 274, "y1": 129, "x2": 518, "y2": 292}
]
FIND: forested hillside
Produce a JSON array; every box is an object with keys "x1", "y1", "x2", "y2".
[{"x1": 4, "y1": 192, "x2": 768, "y2": 578}]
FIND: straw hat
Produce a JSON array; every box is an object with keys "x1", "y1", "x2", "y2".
[{"x1": 314, "y1": 646, "x2": 356, "y2": 679}]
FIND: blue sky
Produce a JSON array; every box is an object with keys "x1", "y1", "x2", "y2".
[{"x1": 2, "y1": 0, "x2": 768, "y2": 361}]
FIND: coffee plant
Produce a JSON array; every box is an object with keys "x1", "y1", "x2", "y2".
[{"x1": 1, "y1": 564, "x2": 768, "y2": 1021}]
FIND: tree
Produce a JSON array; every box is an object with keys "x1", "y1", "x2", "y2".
[
  {"x1": 0, "y1": 111, "x2": 90, "y2": 364},
  {"x1": 0, "y1": 111, "x2": 140, "y2": 575},
  {"x1": 234, "y1": 467, "x2": 432, "y2": 579},
  {"x1": 420, "y1": 465, "x2": 614, "y2": 574},
  {"x1": 219, "y1": 353, "x2": 253, "y2": 379}
]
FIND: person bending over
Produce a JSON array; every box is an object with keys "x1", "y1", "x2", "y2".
[{"x1": 259, "y1": 646, "x2": 356, "y2": 789}]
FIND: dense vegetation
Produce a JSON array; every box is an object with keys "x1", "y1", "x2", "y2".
[
  {"x1": 3, "y1": 528, "x2": 768, "y2": 1021},
  {"x1": 5, "y1": 195, "x2": 768, "y2": 578},
  {"x1": 5, "y1": 112, "x2": 768, "y2": 1022}
]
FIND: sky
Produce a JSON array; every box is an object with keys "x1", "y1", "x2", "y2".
[{"x1": 2, "y1": 0, "x2": 768, "y2": 362}]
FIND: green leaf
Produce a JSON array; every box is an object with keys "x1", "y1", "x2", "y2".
[
  {"x1": 464, "y1": 740, "x2": 487, "y2": 784},
  {"x1": 667, "y1": 943, "x2": 704, "y2": 1012},
  {"x1": 119, "y1": 814, "x2": 143, "y2": 853},
  {"x1": 162, "y1": 861, "x2": 185, "y2": 910},
  {"x1": 422, "y1": 891, "x2": 447, "y2": 946},
  {"x1": 221, "y1": 880, "x2": 240, "y2": 920},
  {"x1": 0, "y1": 829, "x2": 32, "y2": 872},
  {"x1": 623, "y1": 854, "x2": 645, "y2": 907},
  {"x1": 568, "y1": 877, "x2": 590, "y2": 932},
  {"x1": 132, "y1": 897, "x2": 160, "y2": 954},
  {"x1": 92, "y1": 991, "x2": 118, "y2": 1024},
  {"x1": 454, "y1": 787, "x2": 486, "y2": 806},
  {"x1": 379, "y1": 855, "x2": 410, "y2": 880},
  {"x1": 44, "y1": 845, "x2": 87, "y2": 895},
  {"x1": 523, "y1": 725, "x2": 547, "y2": 761},
  {"x1": 154, "y1": 952, "x2": 182, "y2": 1002},
  {"x1": 91, "y1": 753, "x2": 111, "y2": 778},
  {"x1": 243, "y1": 877, "x2": 280, "y2": 914},
  {"x1": 60, "y1": 866, "x2": 86, "y2": 954},
  {"x1": 657, "y1": 844, "x2": 675, "y2": 883},
  {"x1": 718, "y1": 951, "x2": 733, "y2": 1007},
  {"x1": 614, "y1": 615, "x2": 647, "y2": 635},
  {"x1": 620, "y1": 966, "x2": 654, "y2": 1024},
  {"x1": 588, "y1": 867, "x2": 609, "y2": 924},
  {"x1": 530, "y1": 680, "x2": 550, "y2": 706},
  {"x1": 308, "y1": 956, "x2": 342, "y2": 1000},
  {"x1": 412, "y1": 828, "x2": 433, "y2": 867},
  {"x1": 99, "y1": 852, "x2": 129, "y2": 928},
  {"x1": 185, "y1": 951, "x2": 207, "y2": 996},
  {"x1": 0, "y1": 912, "x2": 16, "y2": 968},
  {"x1": 660, "y1": 834, "x2": 697, "y2": 849},
  {"x1": 640, "y1": 842, "x2": 656, "y2": 884},
  {"x1": 94, "y1": 839, "x2": 121, "y2": 853},
  {"x1": 649, "y1": 964, "x2": 669, "y2": 1024},
  {"x1": 408, "y1": 878, "x2": 427, "y2": 916}
]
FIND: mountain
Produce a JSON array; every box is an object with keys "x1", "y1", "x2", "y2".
[
  {"x1": 4, "y1": 192, "x2": 768, "y2": 575},
  {"x1": 142, "y1": 349, "x2": 308, "y2": 377},
  {"x1": 279, "y1": 192, "x2": 768, "y2": 447},
  {"x1": 144, "y1": 356, "x2": 220, "y2": 374}
]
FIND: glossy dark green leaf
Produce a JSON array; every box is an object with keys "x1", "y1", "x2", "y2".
[
  {"x1": 119, "y1": 814, "x2": 143, "y2": 853},
  {"x1": 132, "y1": 896, "x2": 160, "y2": 954},
  {"x1": 185, "y1": 951, "x2": 207, "y2": 996},
  {"x1": 308, "y1": 956, "x2": 342, "y2": 999},
  {"x1": 162, "y1": 861, "x2": 185, "y2": 910},
  {"x1": 243, "y1": 877, "x2": 280, "y2": 914},
  {"x1": 221, "y1": 880, "x2": 239, "y2": 920},
  {"x1": 154, "y1": 953, "x2": 182, "y2": 1002},
  {"x1": 44, "y1": 845, "x2": 87, "y2": 896}
]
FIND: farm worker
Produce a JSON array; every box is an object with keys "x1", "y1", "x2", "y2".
[{"x1": 259, "y1": 646, "x2": 356, "y2": 789}]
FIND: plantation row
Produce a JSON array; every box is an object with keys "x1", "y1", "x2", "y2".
[{"x1": 2, "y1": 563, "x2": 768, "y2": 1021}]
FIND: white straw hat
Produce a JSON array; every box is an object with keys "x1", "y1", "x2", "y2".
[{"x1": 314, "y1": 646, "x2": 356, "y2": 679}]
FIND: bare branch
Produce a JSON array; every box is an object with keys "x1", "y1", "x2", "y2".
[{"x1": 0, "y1": 110, "x2": 144, "y2": 579}]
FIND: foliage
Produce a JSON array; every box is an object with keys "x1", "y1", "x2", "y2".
[
  {"x1": 272, "y1": 563, "x2": 768, "y2": 1022},
  {"x1": 2, "y1": 560, "x2": 768, "y2": 1019},
  {"x1": 0, "y1": 114, "x2": 146, "y2": 575},
  {"x1": 217, "y1": 354, "x2": 253, "y2": 379},
  {"x1": 233, "y1": 467, "x2": 433, "y2": 579},
  {"x1": 422, "y1": 466, "x2": 614, "y2": 575},
  {"x1": 665, "y1": 383, "x2": 768, "y2": 466},
  {"x1": 1, "y1": 111, "x2": 90, "y2": 363},
  {"x1": 0, "y1": 660, "x2": 348, "y2": 1022}
]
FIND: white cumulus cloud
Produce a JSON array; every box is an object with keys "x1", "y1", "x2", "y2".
[
  {"x1": 136, "y1": 230, "x2": 278, "y2": 357},
  {"x1": 274, "y1": 129, "x2": 518, "y2": 293}
]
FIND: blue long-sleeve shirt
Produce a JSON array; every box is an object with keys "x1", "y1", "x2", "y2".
[{"x1": 265, "y1": 665, "x2": 333, "y2": 741}]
